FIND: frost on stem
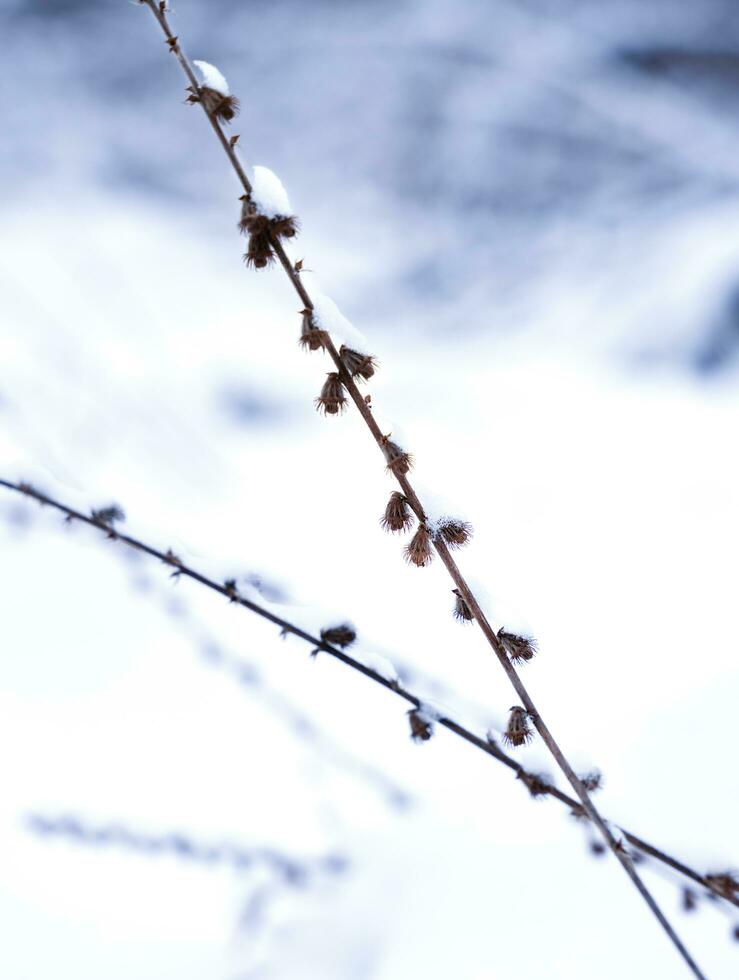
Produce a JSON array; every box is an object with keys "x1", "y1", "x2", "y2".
[
  {"x1": 320, "y1": 624, "x2": 356, "y2": 648},
  {"x1": 497, "y1": 629, "x2": 537, "y2": 665},
  {"x1": 381, "y1": 492, "x2": 414, "y2": 533},
  {"x1": 299, "y1": 309, "x2": 328, "y2": 351},
  {"x1": 503, "y1": 706, "x2": 534, "y2": 747},
  {"x1": 188, "y1": 61, "x2": 240, "y2": 122},
  {"x1": 381, "y1": 435, "x2": 413, "y2": 476},
  {"x1": 408, "y1": 707, "x2": 434, "y2": 742},
  {"x1": 315, "y1": 373, "x2": 347, "y2": 416},
  {"x1": 340, "y1": 345, "x2": 376, "y2": 382},
  {"x1": 452, "y1": 588, "x2": 474, "y2": 623},
  {"x1": 404, "y1": 524, "x2": 433, "y2": 567}
]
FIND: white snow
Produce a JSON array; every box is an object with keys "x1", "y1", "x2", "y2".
[
  {"x1": 309, "y1": 291, "x2": 371, "y2": 355},
  {"x1": 251, "y1": 165, "x2": 292, "y2": 219},
  {"x1": 192, "y1": 60, "x2": 230, "y2": 97},
  {"x1": 359, "y1": 652, "x2": 398, "y2": 685}
]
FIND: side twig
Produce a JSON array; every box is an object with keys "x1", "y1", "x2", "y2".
[
  {"x1": 3, "y1": 476, "x2": 736, "y2": 919},
  {"x1": 135, "y1": 3, "x2": 708, "y2": 974}
]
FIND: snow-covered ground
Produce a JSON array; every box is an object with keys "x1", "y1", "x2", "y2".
[{"x1": 1, "y1": 1, "x2": 738, "y2": 978}]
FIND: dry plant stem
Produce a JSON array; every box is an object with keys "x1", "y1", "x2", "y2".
[
  {"x1": 2, "y1": 478, "x2": 733, "y2": 914},
  {"x1": 137, "y1": 8, "x2": 704, "y2": 975}
]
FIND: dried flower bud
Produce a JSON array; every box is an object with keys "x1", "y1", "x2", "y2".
[
  {"x1": 320, "y1": 624, "x2": 356, "y2": 648},
  {"x1": 340, "y1": 345, "x2": 376, "y2": 381},
  {"x1": 682, "y1": 888, "x2": 698, "y2": 913},
  {"x1": 408, "y1": 708, "x2": 433, "y2": 742},
  {"x1": 162, "y1": 549, "x2": 182, "y2": 567},
  {"x1": 381, "y1": 492, "x2": 414, "y2": 533},
  {"x1": 315, "y1": 373, "x2": 347, "y2": 416},
  {"x1": 517, "y1": 770, "x2": 551, "y2": 799},
  {"x1": 299, "y1": 309, "x2": 328, "y2": 351},
  {"x1": 271, "y1": 215, "x2": 299, "y2": 240},
  {"x1": 91, "y1": 505, "x2": 125, "y2": 526},
  {"x1": 578, "y1": 770, "x2": 603, "y2": 793},
  {"x1": 223, "y1": 578, "x2": 238, "y2": 602},
  {"x1": 497, "y1": 629, "x2": 537, "y2": 664},
  {"x1": 381, "y1": 436, "x2": 413, "y2": 476},
  {"x1": 590, "y1": 840, "x2": 607, "y2": 857},
  {"x1": 404, "y1": 523, "x2": 433, "y2": 567},
  {"x1": 503, "y1": 705, "x2": 533, "y2": 747},
  {"x1": 188, "y1": 86, "x2": 240, "y2": 123},
  {"x1": 436, "y1": 519, "x2": 472, "y2": 549},
  {"x1": 452, "y1": 589, "x2": 474, "y2": 623},
  {"x1": 705, "y1": 872, "x2": 739, "y2": 900}
]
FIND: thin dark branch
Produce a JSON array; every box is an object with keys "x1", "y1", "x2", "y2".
[
  {"x1": 135, "y1": 4, "x2": 707, "y2": 974},
  {"x1": 3, "y1": 476, "x2": 735, "y2": 916}
]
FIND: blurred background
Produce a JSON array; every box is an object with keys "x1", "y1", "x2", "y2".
[{"x1": 1, "y1": 0, "x2": 738, "y2": 977}]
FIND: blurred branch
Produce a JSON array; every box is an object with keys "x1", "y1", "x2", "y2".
[
  {"x1": 135, "y1": 2, "x2": 708, "y2": 973},
  {"x1": 3, "y1": 476, "x2": 736, "y2": 919},
  {"x1": 26, "y1": 812, "x2": 345, "y2": 884}
]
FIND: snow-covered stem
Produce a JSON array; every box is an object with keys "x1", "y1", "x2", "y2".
[
  {"x1": 136, "y1": 6, "x2": 705, "y2": 974},
  {"x1": 2, "y1": 476, "x2": 734, "y2": 917}
]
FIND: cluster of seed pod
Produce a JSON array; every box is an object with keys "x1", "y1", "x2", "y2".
[{"x1": 238, "y1": 195, "x2": 299, "y2": 269}]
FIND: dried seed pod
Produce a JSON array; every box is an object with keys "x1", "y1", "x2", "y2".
[
  {"x1": 340, "y1": 345, "x2": 376, "y2": 381},
  {"x1": 243, "y1": 221, "x2": 275, "y2": 268},
  {"x1": 682, "y1": 888, "x2": 698, "y2": 913},
  {"x1": 381, "y1": 492, "x2": 414, "y2": 533},
  {"x1": 320, "y1": 624, "x2": 356, "y2": 648},
  {"x1": 404, "y1": 524, "x2": 433, "y2": 567},
  {"x1": 271, "y1": 214, "x2": 299, "y2": 239},
  {"x1": 408, "y1": 708, "x2": 433, "y2": 742},
  {"x1": 223, "y1": 578, "x2": 239, "y2": 602},
  {"x1": 452, "y1": 588, "x2": 473, "y2": 623},
  {"x1": 705, "y1": 872, "x2": 739, "y2": 900},
  {"x1": 381, "y1": 436, "x2": 413, "y2": 476},
  {"x1": 590, "y1": 840, "x2": 607, "y2": 857},
  {"x1": 517, "y1": 770, "x2": 551, "y2": 799},
  {"x1": 91, "y1": 505, "x2": 125, "y2": 526},
  {"x1": 578, "y1": 770, "x2": 603, "y2": 793},
  {"x1": 503, "y1": 705, "x2": 533, "y2": 747},
  {"x1": 315, "y1": 373, "x2": 347, "y2": 416},
  {"x1": 189, "y1": 87, "x2": 240, "y2": 123},
  {"x1": 299, "y1": 309, "x2": 328, "y2": 351},
  {"x1": 436, "y1": 518, "x2": 472, "y2": 549},
  {"x1": 497, "y1": 629, "x2": 537, "y2": 664}
]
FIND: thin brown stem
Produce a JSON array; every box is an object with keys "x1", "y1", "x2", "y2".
[
  {"x1": 135, "y1": 6, "x2": 707, "y2": 973},
  {"x1": 2, "y1": 476, "x2": 735, "y2": 916}
]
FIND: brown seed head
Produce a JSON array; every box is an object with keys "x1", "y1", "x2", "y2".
[
  {"x1": 198, "y1": 87, "x2": 240, "y2": 122},
  {"x1": 517, "y1": 770, "x2": 551, "y2": 799},
  {"x1": 503, "y1": 705, "x2": 534, "y2": 747},
  {"x1": 320, "y1": 624, "x2": 356, "y2": 648},
  {"x1": 315, "y1": 373, "x2": 347, "y2": 416},
  {"x1": 381, "y1": 436, "x2": 413, "y2": 476},
  {"x1": 452, "y1": 589, "x2": 474, "y2": 623},
  {"x1": 340, "y1": 345, "x2": 377, "y2": 381},
  {"x1": 578, "y1": 770, "x2": 603, "y2": 793},
  {"x1": 404, "y1": 524, "x2": 433, "y2": 567},
  {"x1": 436, "y1": 518, "x2": 472, "y2": 549},
  {"x1": 408, "y1": 708, "x2": 433, "y2": 742},
  {"x1": 381, "y1": 492, "x2": 414, "y2": 533},
  {"x1": 299, "y1": 309, "x2": 328, "y2": 351},
  {"x1": 705, "y1": 872, "x2": 739, "y2": 900},
  {"x1": 497, "y1": 629, "x2": 537, "y2": 664}
]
